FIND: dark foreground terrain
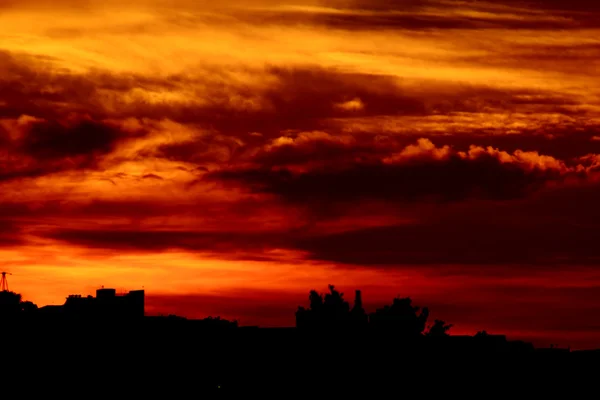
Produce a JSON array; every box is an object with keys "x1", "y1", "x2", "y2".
[{"x1": 2, "y1": 321, "x2": 597, "y2": 397}]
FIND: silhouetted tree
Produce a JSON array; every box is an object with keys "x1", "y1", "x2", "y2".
[
  {"x1": 323, "y1": 284, "x2": 350, "y2": 320},
  {"x1": 297, "y1": 285, "x2": 358, "y2": 329},
  {"x1": 0, "y1": 291, "x2": 22, "y2": 314},
  {"x1": 349, "y1": 290, "x2": 368, "y2": 327},
  {"x1": 427, "y1": 320, "x2": 453, "y2": 337},
  {"x1": 369, "y1": 297, "x2": 429, "y2": 336},
  {"x1": 0, "y1": 291, "x2": 39, "y2": 318},
  {"x1": 309, "y1": 290, "x2": 323, "y2": 312}
]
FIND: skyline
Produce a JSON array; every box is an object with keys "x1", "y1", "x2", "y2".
[
  {"x1": 1, "y1": 0, "x2": 599, "y2": 350},
  {"x1": 0, "y1": 279, "x2": 586, "y2": 352}
]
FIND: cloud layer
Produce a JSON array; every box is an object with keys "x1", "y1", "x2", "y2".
[{"x1": 1, "y1": 0, "x2": 599, "y2": 349}]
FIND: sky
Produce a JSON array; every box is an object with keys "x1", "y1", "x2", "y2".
[{"x1": 1, "y1": 0, "x2": 599, "y2": 349}]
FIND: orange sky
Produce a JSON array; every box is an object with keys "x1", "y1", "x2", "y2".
[{"x1": 1, "y1": 0, "x2": 600, "y2": 349}]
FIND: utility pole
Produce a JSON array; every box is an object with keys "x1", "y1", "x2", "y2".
[{"x1": 0, "y1": 272, "x2": 11, "y2": 291}]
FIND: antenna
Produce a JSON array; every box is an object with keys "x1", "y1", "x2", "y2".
[{"x1": 0, "y1": 272, "x2": 12, "y2": 291}]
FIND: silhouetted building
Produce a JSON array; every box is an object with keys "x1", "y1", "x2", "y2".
[{"x1": 39, "y1": 288, "x2": 144, "y2": 321}]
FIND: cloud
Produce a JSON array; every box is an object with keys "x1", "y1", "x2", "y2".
[
  {"x1": 246, "y1": 5, "x2": 589, "y2": 32},
  {"x1": 19, "y1": 119, "x2": 121, "y2": 161},
  {"x1": 1, "y1": 0, "x2": 600, "y2": 350},
  {"x1": 411, "y1": 130, "x2": 600, "y2": 161},
  {"x1": 209, "y1": 138, "x2": 584, "y2": 206},
  {"x1": 0, "y1": 116, "x2": 146, "y2": 182},
  {"x1": 8, "y1": 43, "x2": 595, "y2": 145},
  {"x1": 335, "y1": 98, "x2": 364, "y2": 111},
  {"x1": 290, "y1": 179, "x2": 600, "y2": 266},
  {"x1": 42, "y1": 228, "x2": 294, "y2": 257},
  {"x1": 0, "y1": 220, "x2": 25, "y2": 247},
  {"x1": 248, "y1": 130, "x2": 385, "y2": 169}
]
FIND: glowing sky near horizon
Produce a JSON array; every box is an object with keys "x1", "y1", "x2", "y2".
[{"x1": 1, "y1": 0, "x2": 600, "y2": 349}]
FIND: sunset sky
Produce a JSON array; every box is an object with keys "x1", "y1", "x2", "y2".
[{"x1": 1, "y1": 0, "x2": 599, "y2": 349}]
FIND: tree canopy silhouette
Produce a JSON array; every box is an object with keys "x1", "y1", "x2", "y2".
[
  {"x1": 0, "y1": 291, "x2": 38, "y2": 316},
  {"x1": 0, "y1": 290, "x2": 22, "y2": 314},
  {"x1": 427, "y1": 320, "x2": 453, "y2": 337},
  {"x1": 369, "y1": 297, "x2": 429, "y2": 336},
  {"x1": 297, "y1": 285, "x2": 435, "y2": 336},
  {"x1": 296, "y1": 284, "x2": 368, "y2": 329}
]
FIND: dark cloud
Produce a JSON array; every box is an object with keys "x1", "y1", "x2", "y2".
[
  {"x1": 152, "y1": 66, "x2": 432, "y2": 149},
  {"x1": 243, "y1": 123, "x2": 600, "y2": 170},
  {"x1": 141, "y1": 173, "x2": 164, "y2": 180},
  {"x1": 238, "y1": 0, "x2": 600, "y2": 31},
  {"x1": 16, "y1": 167, "x2": 600, "y2": 268},
  {"x1": 0, "y1": 166, "x2": 60, "y2": 183},
  {"x1": 0, "y1": 118, "x2": 144, "y2": 182},
  {"x1": 42, "y1": 228, "x2": 294, "y2": 256},
  {"x1": 209, "y1": 143, "x2": 571, "y2": 206},
  {"x1": 0, "y1": 53, "x2": 422, "y2": 142},
  {"x1": 291, "y1": 217, "x2": 596, "y2": 265},
  {"x1": 0, "y1": 195, "x2": 293, "y2": 236},
  {"x1": 247, "y1": 10, "x2": 589, "y2": 31},
  {"x1": 498, "y1": 0, "x2": 600, "y2": 12},
  {"x1": 291, "y1": 181, "x2": 600, "y2": 265},
  {"x1": 0, "y1": 219, "x2": 26, "y2": 247},
  {"x1": 174, "y1": 68, "x2": 596, "y2": 140},
  {"x1": 0, "y1": 50, "x2": 188, "y2": 120},
  {"x1": 2, "y1": 49, "x2": 595, "y2": 156},
  {"x1": 155, "y1": 133, "x2": 251, "y2": 165},
  {"x1": 19, "y1": 119, "x2": 121, "y2": 161},
  {"x1": 250, "y1": 132, "x2": 389, "y2": 168},
  {"x1": 0, "y1": 51, "x2": 98, "y2": 119},
  {"x1": 0, "y1": 199, "x2": 169, "y2": 220}
]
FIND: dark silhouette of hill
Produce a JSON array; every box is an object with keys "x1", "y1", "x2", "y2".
[{"x1": 0, "y1": 284, "x2": 597, "y2": 396}]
